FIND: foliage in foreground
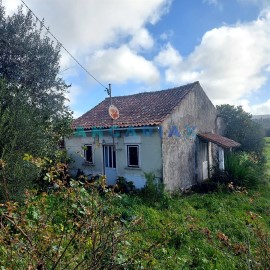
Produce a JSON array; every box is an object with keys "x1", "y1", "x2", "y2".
[
  {"x1": 0, "y1": 178, "x2": 269, "y2": 269},
  {"x1": 0, "y1": 181, "x2": 174, "y2": 269}
]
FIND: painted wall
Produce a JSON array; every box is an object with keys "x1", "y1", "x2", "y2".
[
  {"x1": 65, "y1": 134, "x2": 103, "y2": 177},
  {"x1": 116, "y1": 129, "x2": 162, "y2": 188},
  {"x1": 161, "y1": 83, "x2": 217, "y2": 191},
  {"x1": 65, "y1": 128, "x2": 163, "y2": 188}
]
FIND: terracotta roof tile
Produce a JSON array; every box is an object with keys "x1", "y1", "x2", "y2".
[
  {"x1": 72, "y1": 81, "x2": 199, "y2": 129},
  {"x1": 198, "y1": 133, "x2": 241, "y2": 148}
]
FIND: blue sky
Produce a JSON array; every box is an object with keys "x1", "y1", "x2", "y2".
[{"x1": 3, "y1": 0, "x2": 270, "y2": 117}]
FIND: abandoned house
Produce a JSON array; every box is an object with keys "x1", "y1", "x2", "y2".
[{"x1": 65, "y1": 81, "x2": 240, "y2": 191}]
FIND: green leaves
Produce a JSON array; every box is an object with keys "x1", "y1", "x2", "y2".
[
  {"x1": 0, "y1": 185, "x2": 162, "y2": 269},
  {"x1": 217, "y1": 104, "x2": 265, "y2": 155},
  {"x1": 0, "y1": 1, "x2": 72, "y2": 201}
]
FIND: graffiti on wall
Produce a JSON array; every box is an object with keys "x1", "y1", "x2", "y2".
[{"x1": 74, "y1": 125, "x2": 197, "y2": 140}]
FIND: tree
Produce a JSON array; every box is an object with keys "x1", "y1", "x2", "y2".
[
  {"x1": 217, "y1": 104, "x2": 265, "y2": 156},
  {"x1": 0, "y1": 4, "x2": 69, "y2": 118},
  {"x1": 0, "y1": 4, "x2": 72, "y2": 201}
]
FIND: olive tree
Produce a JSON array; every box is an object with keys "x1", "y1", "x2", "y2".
[{"x1": 0, "y1": 3, "x2": 72, "y2": 201}]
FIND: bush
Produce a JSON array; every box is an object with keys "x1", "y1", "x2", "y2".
[
  {"x1": 0, "y1": 182, "x2": 172, "y2": 269},
  {"x1": 211, "y1": 152, "x2": 265, "y2": 188},
  {"x1": 139, "y1": 172, "x2": 171, "y2": 208},
  {"x1": 23, "y1": 150, "x2": 72, "y2": 192},
  {"x1": 114, "y1": 176, "x2": 135, "y2": 193}
]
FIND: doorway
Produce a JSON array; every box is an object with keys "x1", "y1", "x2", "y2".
[
  {"x1": 103, "y1": 145, "x2": 117, "y2": 185},
  {"x1": 200, "y1": 142, "x2": 209, "y2": 180}
]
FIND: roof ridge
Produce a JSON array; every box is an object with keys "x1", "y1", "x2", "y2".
[
  {"x1": 105, "y1": 81, "x2": 199, "y2": 100},
  {"x1": 72, "y1": 81, "x2": 201, "y2": 129}
]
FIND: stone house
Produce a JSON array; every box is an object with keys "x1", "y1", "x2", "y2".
[{"x1": 65, "y1": 81, "x2": 240, "y2": 191}]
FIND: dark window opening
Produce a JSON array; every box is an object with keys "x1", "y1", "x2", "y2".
[
  {"x1": 127, "y1": 145, "x2": 139, "y2": 167},
  {"x1": 84, "y1": 145, "x2": 93, "y2": 163}
]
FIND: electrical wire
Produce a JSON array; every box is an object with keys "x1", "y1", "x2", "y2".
[{"x1": 20, "y1": 0, "x2": 109, "y2": 91}]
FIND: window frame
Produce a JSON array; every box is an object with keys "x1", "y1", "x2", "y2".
[
  {"x1": 126, "y1": 144, "x2": 140, "y2": 168},
  {"x1": 84, "y1": 144, "x2": 94, "y2": 164}
]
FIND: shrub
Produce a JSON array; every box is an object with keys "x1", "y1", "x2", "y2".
[
  {"x1": 115, "y1": 176, "x2": 135, "y2": 193},
  {"x1": 211, "y1": 152, "x2": 265, "y2": 188},
  {"x1": 0, "y1": 182, "x2": 171, "y2": 269},
  {"x1": 23, "y1": 150, "x2": 72, "y2": 192},
  {"x1": 140, "y1": 172, "x2": 171, "y2": 208}
]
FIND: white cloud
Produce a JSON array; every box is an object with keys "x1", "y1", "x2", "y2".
[
  {"x1": 159, "y1": 9, "x2": 270, "y2": 104},
  {"x1": 235, "y1": 99, "x2": 270, "y2": 115},
  {"x1": 250, "y1": 100, "x2": 270, "y2": 114},
  {"x1": 155, "y1": 43, "x2": 182, "y2": 67},
  {"x1": 65, "y1": 85, "x2": 82, "y2": 106},
  {"x1": 2, "y1": 0, "x2": 21, "y2": 15},
  {"x1": 88, "y1": 45, "x2": 159, "y2": 84},
  {"x1": 129, "y1": 28, "x2": 154, "y2": 50},
  {"x1": 251, "y1": 100, "x2": 270, "y2": 114},
  {"x1": 160, "y1": 30, "x2": 174, "y2": 41},
  {"x1": 14, "y1": 0, "x2": 171, "y2": 52},
  {"x1": 1, "y1": 0, "x2": 170, "y2": 85}
]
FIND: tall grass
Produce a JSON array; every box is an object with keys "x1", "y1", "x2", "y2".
[
  {"x1": 139, "y1": 172, "x2": 171, "y2": 209},
  {"x1": 211, "y1": 152, "x2": 266, "y2": 188},
  {"x1": 264, "y1": 137, "x2": 270, "y2": 173},
  {"x1": 225, "y1": 152, "x2": 263, "y2": 187}
]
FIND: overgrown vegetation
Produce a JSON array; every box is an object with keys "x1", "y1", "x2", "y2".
[
  {"x1": 0, "y1": 4, "x2": 72, "y2": 201},
  {"x1": 210, "y1": 152, "x2": 266, "y2": 189},
  {"x1": 1, "y1": 142, "x2": 269, "y2": 269},
  {"x1": 0, "y1": 175, "x2": 269, "y2": 269},
  {"x1": 0, "y1": 181, "x2": 174, "y2": 269}
]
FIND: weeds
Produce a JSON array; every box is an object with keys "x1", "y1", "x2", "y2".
[
  {"x1": 0, "y1": 182, "x2": 172, "y2": 269},
  {"x1": 139, "y1": 172, "x2": 171, "y2": 209}
]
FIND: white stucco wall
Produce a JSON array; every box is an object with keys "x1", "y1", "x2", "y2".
[
  {"x1": 65, "y1": 134, "x2": 103, "y2": 176},
  {"x1": 65, "y1": 127, "x2": 163, "y2": 188}
]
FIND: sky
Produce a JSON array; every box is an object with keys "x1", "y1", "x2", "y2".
[{"x1": 2, "y1": 0, "x2": 270, "y2": 118}]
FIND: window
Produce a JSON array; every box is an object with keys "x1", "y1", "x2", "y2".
[
  {"x1": 84, "y1": 145, "x2": 93, "y2": 163},
  {"x1": 127, "y1": 145, "x2": 139, "y2": 167}
]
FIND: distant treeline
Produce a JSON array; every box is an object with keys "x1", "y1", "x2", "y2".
[{"x1": 253, "y1": 115, "x2": 270, "y2": 136}]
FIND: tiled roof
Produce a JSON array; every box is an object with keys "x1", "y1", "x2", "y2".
[
  {"x1": 72, "y1": 82, "x2": 200, "y2": 129},
  {"x1": 198, "y1": 133, "x2": 241, "y2": 148}
]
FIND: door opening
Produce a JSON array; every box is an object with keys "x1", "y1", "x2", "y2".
[{"x1": 103, "y1": 145, "x2": 117, "y2": 185}]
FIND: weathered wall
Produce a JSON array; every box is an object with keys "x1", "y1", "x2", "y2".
[
  {"x1": 65, "y1": 134, "x2": 103, "y2": 177},
  {"x1": 161, "y1": 83, "x2": 217, "y2": 191}
]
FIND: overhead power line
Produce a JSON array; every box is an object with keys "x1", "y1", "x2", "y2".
[{"x1": 20, "y1": 0, "x2": 108, "y2": 91}]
